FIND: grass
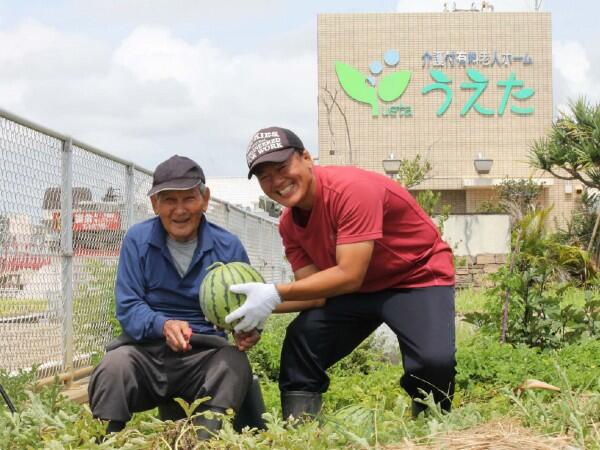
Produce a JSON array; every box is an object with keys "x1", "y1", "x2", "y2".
[
  {"x1": 455, "y1": 287, "x2": 487, "y2": 315},
  {"x1": 455, "y1": 287, "x2": 488, "y2": 345},
  {"x1": 4, "y1": 356, "x2": 597, "y2": 449},
  {"x1": 1, "y1": 287, "x2": 599, "y2": 448},
  {"x1": 0, "y1": 297, "x2": 48, "y2": 318}
]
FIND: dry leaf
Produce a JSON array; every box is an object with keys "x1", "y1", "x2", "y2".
[{"x1": 514, "y1": 379, "x2": 561, "y2": 395}]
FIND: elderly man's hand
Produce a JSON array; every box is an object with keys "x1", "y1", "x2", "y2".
[
  {"x1": 233, "y1": 329, "x2": 261, "y2": 352},
  {"x1": 163, "y1": 320, "x2": 192, "y2": 352}
]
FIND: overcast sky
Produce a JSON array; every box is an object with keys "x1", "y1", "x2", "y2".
[{"x1": 1, "y1": 0, "x2": 598, "y2": 176}]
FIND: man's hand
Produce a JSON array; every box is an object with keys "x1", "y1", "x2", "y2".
[
  {"x1": 163, "y1": 320, "x2": 192, "y2": 352},
  {"x1": 233, "y1": 329, "x2": 261, "y2": 352},
  {"x1": 225, "y1": 283, "x2": 282, "y2": 332}
]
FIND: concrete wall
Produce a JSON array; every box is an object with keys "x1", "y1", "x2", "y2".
[
  {"x1": 440, "y1": 214, "x2": 510, "y2": 256},
  {"x1": 436, "y1": 213, "x2": 511, "y2": 288}
]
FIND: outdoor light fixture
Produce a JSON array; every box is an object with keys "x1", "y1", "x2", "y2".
[
  {"x1": 382, "y1": 153, "x2": 401, "y2": 177},
  {"x1": 474, "y1": 152, "x2": 493, "y2": 175}
]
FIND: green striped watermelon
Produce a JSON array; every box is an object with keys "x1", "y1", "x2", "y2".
[{"x1": 199, "y1": 261, "x2": 265, "y2": 331}]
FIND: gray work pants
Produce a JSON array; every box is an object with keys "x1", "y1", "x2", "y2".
[{"x1": 88, "y1": 333, "x2": 252, "y2": 423}]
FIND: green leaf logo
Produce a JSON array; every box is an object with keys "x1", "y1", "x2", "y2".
[
  {"x1": 378, "y1": 70, "x2": 411, "y2": 102},
  {"x1": 335, "y1": 62, "x2": 379, "y2": 117},
  {"x1": 335, "y1": 51, "x2": 412, "y2": 118}
]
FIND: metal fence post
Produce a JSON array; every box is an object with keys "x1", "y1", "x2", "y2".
[
  {"x1": 125, "y1": 164, "x2": 134, "y2": 228},
  {"x1": 257, "y1": 218, "x2": 263, "y2": 273},
  {"x1": 225, "y1": 203, "x2": 230, "y2": 230},
  {"x1": 243, "y1": 211, "x2": 248, "y2": 255},
  {"x1": 60, "y1": 137, "x2": 74, "y2": 383}
]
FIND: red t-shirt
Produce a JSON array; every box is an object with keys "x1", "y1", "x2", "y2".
[{"x1": 279, "y1": 166, "x2": 455, "y2": 291}]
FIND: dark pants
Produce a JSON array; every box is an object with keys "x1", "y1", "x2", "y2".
[
  {"x1": 89, "y1": 334, "x2": 252, "y2": 423},
  {"x1": 279, "y1": 286, "x2": 456, "y2": 410}
]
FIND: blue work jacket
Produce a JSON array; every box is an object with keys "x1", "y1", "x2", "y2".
[{"x1": 115, "y1": 215, "x2": 249, "y2": 341}]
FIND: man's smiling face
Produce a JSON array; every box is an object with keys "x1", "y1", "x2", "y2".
[
  {"x1": 151, "y1": 187, "x2": 209, "y2": 242},
  {"x1": 255, "y1": 150, "x2": 316, "y2": 210}
]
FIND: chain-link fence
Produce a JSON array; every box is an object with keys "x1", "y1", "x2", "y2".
[{"x1": 0, "y1": 108, "x2": 292, "y2": 378}]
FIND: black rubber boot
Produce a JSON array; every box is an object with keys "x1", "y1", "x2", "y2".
[
  {"x1": 281, "y1": 391, "x2": 322, "y2": 421},
  {"x1": 106, "y1": 420, "x2": 126, "y2": 433},
  {"x1": 233, "y1": 375, "x2": 267, "y2": 432},
  {"x1": 411, "y1": 399, "x2": 427, "y2": 418},
  {"x1": 193, "y1": 407, "x2": 224, "y2": 441}
]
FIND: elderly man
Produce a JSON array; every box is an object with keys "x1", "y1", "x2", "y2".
[{"x1": 88, "y1": 155, "x2": 258, "y2": 436}]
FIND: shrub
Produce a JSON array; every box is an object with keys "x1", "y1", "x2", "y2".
[
  {"x1": 456, "y1": 334, "x2": 600, "y2": 396},
  {"x1": 465, "y1": 208, "x2": 599, "y2": 348}
]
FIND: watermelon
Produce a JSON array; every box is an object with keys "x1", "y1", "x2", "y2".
[{"x1": 199, "y1": 261, "x2": 265, "y2": 331}]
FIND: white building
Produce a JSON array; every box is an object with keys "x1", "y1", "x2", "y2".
[{"x1": 207, "y1": 176, "x2": 265, "y2": 211}]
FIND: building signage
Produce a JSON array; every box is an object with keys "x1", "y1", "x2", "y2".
[
  {"x1": 423, "y1": 69, "x2": 534, "y2": 116},
  {"x1": 422, "y1": 50, "x2": 533, "y2": 68},
  {"x1": 335, "y1": 49, "x2": 535, "y2": 118},
  {"x1": 335, "y1": 50, "x2": 413, "y2": 118}
]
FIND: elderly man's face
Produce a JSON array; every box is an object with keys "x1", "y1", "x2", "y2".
[{"x1": 151, "y1": 187, "x2": 209, "y2": 242}]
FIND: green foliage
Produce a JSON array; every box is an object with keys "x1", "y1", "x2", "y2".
[
  {"x1": 555, "y1": 189, "x2": 600, "y2": 253},
  {"x1": 476, "y1": 178, "x2": 542, "y2": 217},
  {"x1": 326, "y1": 362, "x2": 404, "y2": 412},
  {"x1": 249, "y1": 314, "x2": 387, "y2": 383},
  {"x1": 3, "y1": 323, "x2": 600, "y2": 448},
  {"x1": 531, "y1": 97, "x2": 600, "y2": 191},
  {"x1": 3, "y1": 282, "x2": 599, "y2": 448},
  {"x1": 477, "y1": 200, "x2": 506, "y2": 214},
  {"x1": 74, "y1": 259, "x2": 121, "y2": 344},
  {"x1": 396, "y1": 154, "x2": 432, "y2": 189},
  {"x1": 329, "y1": 335, "x2": 386, "y2": 378},
  {"x1": 394, "y1": 154, "x2": 452, "y2": 232},
  {"x1": 465, "y1": 207, "x2": 599, "y2": 348},
  {"x1": 531, "y1": 98, "x2": 600, "y2": 265},
  {"x1": 416, "y1": 191, "x2": 452, "y2": 234},
  {"x1": 415, "y1": 190, "x2": 439, "y2": 215},
  {"x1": 456, "y1": 335, "x2": 548, "y2": 394},
  {"x1": 455, "y1": 288, "x2": 488, "y2": 315},
  {"x1": 247, "y1": 313, "x2": 294, "y2": 381},
  {"x1": 496, "y1": 178, "x2": 543, "y2": 217},
  {"x1": 0, "y1": 385, "x2": 104, "y2": 449},
  {"x1": 0, "y1": 369, "x2": 38, "y2": 411},
  {"x1": 507, "y1": 365, "x2": 600, "y2": 449},
  {"x1": 456, "y1": 335, "x2": 600, "y2": 397}
]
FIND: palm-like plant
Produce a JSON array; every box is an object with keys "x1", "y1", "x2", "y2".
[
  {"x1": 531, "y1": 98, "x2": 600, "y2": 189},
  {"x1": 531, "y1": 98, "x2": 600, "y2": 259}
]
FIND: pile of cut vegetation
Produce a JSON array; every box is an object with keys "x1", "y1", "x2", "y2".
[{"x1": 391, "y1": 419, "x2": 577, "y2": 450}]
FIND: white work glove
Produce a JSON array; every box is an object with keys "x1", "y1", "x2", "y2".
[{"x1": 225, "y1": 283, "x2": 282, "y2": 333}]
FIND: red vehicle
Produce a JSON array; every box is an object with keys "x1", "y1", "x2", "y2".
[{"x1": 43, "y1": 187, "x2": 126, "y2": 251}]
